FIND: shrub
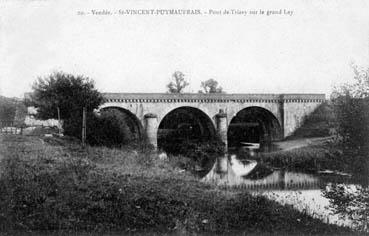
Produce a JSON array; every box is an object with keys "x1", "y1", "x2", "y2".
[
  {"x1": 330, "y1": 65, "x2": 369, "y2": 175},
  {"x1": 87, "y1": 109, "x2": 136, "y2": 147},
  {"x1": 323, "y1": 183, "x2": 369, "y2": 232},
  {"x1": 333, "y1": 96, "x2": 369, "y2": 152},
  {"x1": 62, "y1": 109, "x2": 140, "y2": 148}
]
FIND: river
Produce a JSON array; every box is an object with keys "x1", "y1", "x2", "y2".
[{"x1": 202, "y1": 148, "x2": 368, "y2": 232}]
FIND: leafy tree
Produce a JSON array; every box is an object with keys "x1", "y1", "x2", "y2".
[
  {"x1": 31, "y1": 71, "x2": 103, "y2": 120},
  {"x1": 332, "y1": 65, "x2": 369, "y2": 148},
  {"x1": 348, "y1": 64, "x2": 369, "y2": 98},
  {"x1": 166, "y1": 71, "x2": 189, "y2": 93},
  {"x1": 331, "y1": 64, "x2": 369, "y2": 99},
  {"x1": 30, "y1": 71, "x2": 104, "y2": 138},
  {"x1": 198, "y1": 79, "x2": 224, "y2": 93},
  {"x1": 331, "y1": 65, "x2": 369, "y2": 175}
]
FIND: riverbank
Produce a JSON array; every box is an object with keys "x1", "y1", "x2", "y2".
[
  {"x1": 0, "y1": 134, "x2": 362, "y2": 235},
  {"x1": 254, "y1": 136, "x2": 368, "y2": 181}
]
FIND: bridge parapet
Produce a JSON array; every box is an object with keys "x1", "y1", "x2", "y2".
[
  {"x1": 103, "y1": 93, "x2": 325, "y2": 104},
  {"x1": 280, "y1": 94, "x2": 326, "y2": 103}
]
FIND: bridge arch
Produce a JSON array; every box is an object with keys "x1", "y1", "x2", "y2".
[
  {"x1": 157, "y1": 106, "x2": 216, "y2": 152},
  {"x1": 99, "y1": 106, "x2": 144, "y2": 142},
  {"x1": 227, "y1": 106, "x2": 282, "y2": 148}
]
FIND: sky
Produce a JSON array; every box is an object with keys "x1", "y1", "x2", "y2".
[{"x1": 1, "y1": 0, "x2": 369, "y2": 98}]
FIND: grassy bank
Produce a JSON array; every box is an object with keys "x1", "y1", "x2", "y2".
[
  {"x1": 256, "y1": 142, "x2": 338, "y2": 172},
  {"x1": 0, "y1": 134, "x2": 361, "y2": 235},
  {"x1": 256, "y1": 139, "x2": 369, "y2": 181}
]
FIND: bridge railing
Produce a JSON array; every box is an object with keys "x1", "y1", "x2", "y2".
[{"x1": 102, "y1": 93, "x2": 326, "y2": 103}]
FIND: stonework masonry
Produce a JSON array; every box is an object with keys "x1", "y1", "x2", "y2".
[{"x1": 100, "y1": 93, "x2": 325, "y2": 149}]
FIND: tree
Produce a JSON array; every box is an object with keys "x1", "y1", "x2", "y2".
[
  {"x1": 30, "y1": 71, "x2": 104, "y2": 138},
  {"x1": 331, "y1": 64, "x2": 369, "y2": 100},
  {"x1": 166, "y1": 71, "x2": 189, "y2": 93},
  {"x1": 331, "y1": 65, "x2": 369, "y2": 175},
  {"x1": 332, "y1": 65, "x2": 369, "y2": 149},
  {"x1": 31, "y1": 71, "x2": 103, "y2": 120},
  {"x1": 198, "y1": 79, "x2": 224, "y2": 93}
]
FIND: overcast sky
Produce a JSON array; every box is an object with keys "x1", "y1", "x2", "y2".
[{"x1": 1, "y1": 0, "x2": 369, "y2": 98}]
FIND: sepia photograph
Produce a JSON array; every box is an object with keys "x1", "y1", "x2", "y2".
[{"x1": 0, "y1": 0, "x2": 368, "y2": 235}]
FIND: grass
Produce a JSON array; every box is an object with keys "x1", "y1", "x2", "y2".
[
  {"x1": 256, "y1": 144, "x2": 329, "y2": 172},
  {"x1": 255, "y1": 140, "x2": 369, "y2": 183},
  {"x1": 0, "y1": 134, "x2": 364, "y2": 235}
]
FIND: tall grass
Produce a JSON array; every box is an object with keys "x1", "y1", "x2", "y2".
[{"x1": 0, "y1": 134, "x2": 359, "y2": 235}]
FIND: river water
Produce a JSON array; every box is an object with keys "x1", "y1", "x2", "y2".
[{"x1": 202, "y1": 150, "x2": 368, "y2": 231}]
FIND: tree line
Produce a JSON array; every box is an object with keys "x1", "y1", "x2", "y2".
[{"x1": 166, "y1": 71, "x2": 224, "y2": 94}]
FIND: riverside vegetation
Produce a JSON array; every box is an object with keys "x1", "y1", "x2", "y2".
[{"x1": 0, "y1": 134, "x2": 360, "y2": 235}]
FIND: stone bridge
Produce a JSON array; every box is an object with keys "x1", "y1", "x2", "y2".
[{"x1": 100, "y1": 93, "x2": 325, "y2": 150}]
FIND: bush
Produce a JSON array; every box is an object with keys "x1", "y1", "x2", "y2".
[
  {"x1": 333, "y1": 96, "x2": 369, "y2": 152},
  {"x1": 323, "y1": 183, "x2": 369, "y2": 232},
  {"x1": 330, "y1": 65, "x2": 369, "y2": 176},
  {"x1": 331, "y1": 96, "x2": 369, "y2": 176},
  {"x1": 62, "y1": 109, "x2": 139, "y2": 148},
  {"x1": 87, "y1": 109, "x2": 136, "y2": 147}
]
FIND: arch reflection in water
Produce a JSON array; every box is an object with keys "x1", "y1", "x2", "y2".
[
  {"x1": 202, "y1": 156, "x2": 366, "y2": 231},
  {"x1": 203, "y1": 156, "x2": 320, "y2": 190}
]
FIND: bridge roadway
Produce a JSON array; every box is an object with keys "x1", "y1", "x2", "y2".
[{"x1": 100, "y1": 93, "x2": 325, "y2": 149}]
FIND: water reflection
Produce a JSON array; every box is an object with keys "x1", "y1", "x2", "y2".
[
  {"x1": 203, "y1": 155, "x2": 320, "y2": 190},
  {"x1": 202, "y1": 154, "x2": 367, "y2": 231},
  {"x1": 228, "y1": 142, "x2": 281, "y2": 157}
]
